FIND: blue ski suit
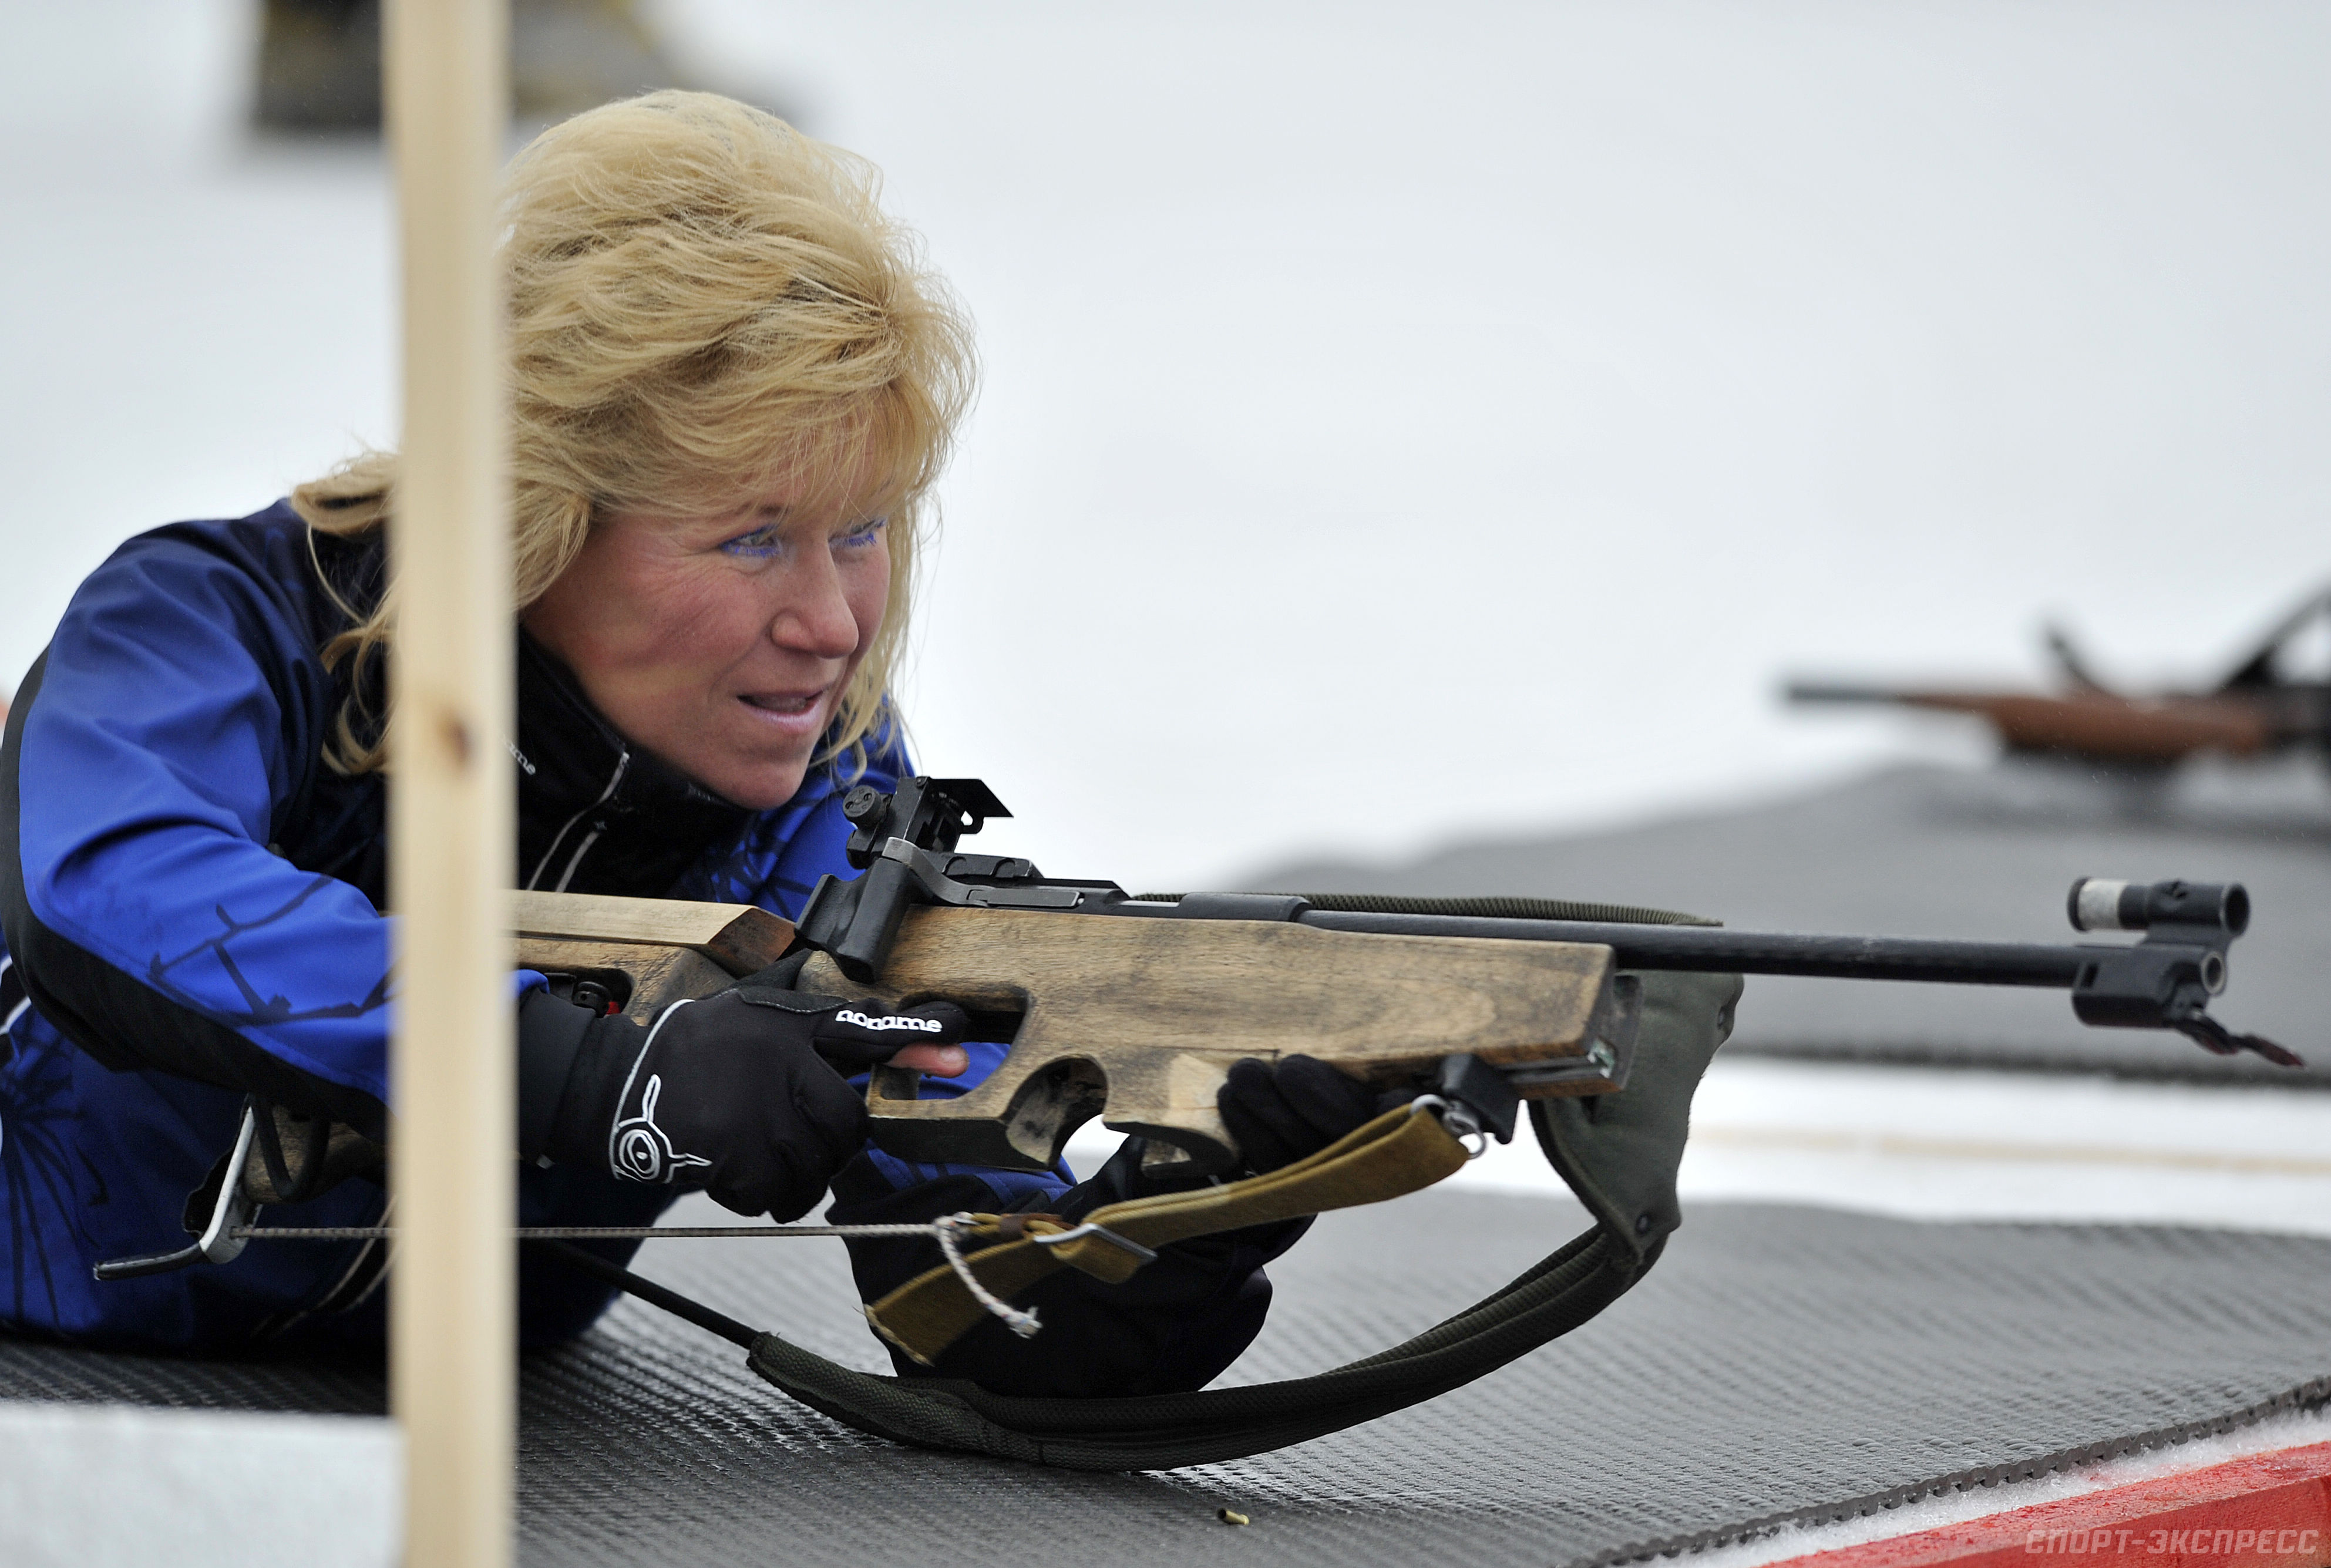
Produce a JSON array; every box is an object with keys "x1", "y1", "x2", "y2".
[{"x1": 0, "y1": 503, "x2": 1292, "y2": 1391}]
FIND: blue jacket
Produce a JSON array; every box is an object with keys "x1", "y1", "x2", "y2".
[
  {"x1": 0, "y1": 504, "x2": 1038, "y2": 1350},
  {"x1": 0, "y1": 503, "x2": 1287, "y2": 1389}
]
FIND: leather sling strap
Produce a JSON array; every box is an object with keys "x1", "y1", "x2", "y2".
[{"x1": 865, "y1": 1099, "x2": 1474, "y2": 1365}]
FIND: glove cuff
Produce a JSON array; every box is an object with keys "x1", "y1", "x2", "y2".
[
  {"x1": 534, "y1": 1000, "x2": 655, "y2": 1170},
  {"x1": 516, "y1": 986, "x2": 595, "y2": 1160}
]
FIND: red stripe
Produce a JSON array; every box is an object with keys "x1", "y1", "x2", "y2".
[{"x1": 1768, "y1": 1441, "x2": 2331, "y2": 1568}]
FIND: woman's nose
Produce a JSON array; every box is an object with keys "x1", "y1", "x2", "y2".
[{"x1": 770, "y1": 556, "x2": 863, "y2": 658}]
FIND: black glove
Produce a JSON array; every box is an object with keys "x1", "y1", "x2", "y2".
[
  {"x1": 828, "y1": 1131, "x2": 1311, "y2": 1397},
  {"x1": 517, "y1": 961, "x2": 967, "y2": 1221},
  {"x1": 1216, "y1": 1054, "x2": 1412, "y2": 1174},
  {"x1": 823, "y1": 1055, "x2": 1399, "y2": 1397}
]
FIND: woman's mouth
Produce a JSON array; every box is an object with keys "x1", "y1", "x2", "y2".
[{"x1": 738, "y1": 688, "x2": 829, "y2": 730}]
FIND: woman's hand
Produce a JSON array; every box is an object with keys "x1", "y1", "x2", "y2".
[
  {"x1": 823, "y1": 1055, "x2": 1395, "y2": 1399},
  {"x1": 1216, "y1": 1055, "x2": 1413, "y2": 1175},
  {"x1": 884, "y1": 1037, "x2": 969, "y2": 1076},
  {"x1": 520, "y1": 966, "x2": 968, "y2": 1220}
]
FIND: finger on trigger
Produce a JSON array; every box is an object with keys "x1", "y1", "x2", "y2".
[{"x1": 887, "y1": 1042, "x2": 967, "y2": 1076}]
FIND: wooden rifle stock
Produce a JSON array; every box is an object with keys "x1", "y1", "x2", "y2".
[
  {"x1": 510, "y1": 891, "x2": 1632, "y2": 1174},
  {"x1": 512, "y1": 890, "x2": 796, "y2": 1013}
]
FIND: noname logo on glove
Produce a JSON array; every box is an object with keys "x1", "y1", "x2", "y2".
[{"x1": 835, "y1": 1008, "x2": 946, "y2": 1034}]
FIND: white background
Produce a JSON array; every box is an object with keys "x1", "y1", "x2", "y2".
[{"x1": 4, "y1": 1, "x2": 2328, "y2": 890}]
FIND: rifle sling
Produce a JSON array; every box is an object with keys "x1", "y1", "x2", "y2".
[
  {"x1": 865, "y1": 1100, "x2": 1472, "y2": 1366},
  {"x1": 534, "y1": 1094, "x2": 1664, "y2": 1472},
  {"x1": 537, "y1": 1133, "x2": 1648, "y2": 1473},
  {"x1": 746, "y1": 1216, "x2": 1646, "y2": 1471}
]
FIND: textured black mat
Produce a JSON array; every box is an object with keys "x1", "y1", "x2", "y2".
[
  {"x1": 4, "y1": 1187, "x2": 2327, "y2": 1567},
  {"x1": 1257, "y1": 760, "x2": 2331, "y2": 1085}
]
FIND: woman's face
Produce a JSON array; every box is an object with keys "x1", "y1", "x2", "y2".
[{"x1": 523, "y1": 463, "x2": 896, "y2": 811}]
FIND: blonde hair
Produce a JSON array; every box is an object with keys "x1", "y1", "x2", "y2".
[{"x1": 294, "y1": 90, "x2": 976, "y2": 778}]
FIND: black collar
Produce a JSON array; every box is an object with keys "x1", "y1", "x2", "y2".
[{"x1": 513, "y1": 632, "x2": 752, "y2": 897}]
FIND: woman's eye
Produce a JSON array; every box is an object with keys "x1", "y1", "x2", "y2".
[
  {"x1": 831, "y1": 517, "x2": 888, "y2": 552},
  {"x1": 719, "y1": 525, "x2": 788, "y2": 559}
]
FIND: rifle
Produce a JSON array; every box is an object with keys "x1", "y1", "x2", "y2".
[
  {"x1": 515, "y1": 774, "x2": 2295, "y2": 1182},
  {"x1": 1785, "y1": 586, "x2": 2331, "y2": 766},
  {"x1": 1783, "y1": 681, "x2": 2288, "y2": 761}
]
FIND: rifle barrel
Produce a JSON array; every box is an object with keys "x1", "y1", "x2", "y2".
[
  {"x1": 1289, "y1": 910, "x2": 2087, "y2": 988},
  {"x1": 1784, "y1": 681, "x2": 1922, "y2": 705}
]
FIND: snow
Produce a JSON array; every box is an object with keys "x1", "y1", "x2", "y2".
[
  {"x1": 1065, "y1": 1054, "x2": 2331, "y2": 1237},
  {"x1": 5, "y1": 1, "x2": 2330, "y2": 889},
  {"x1": 1476, "y1": 1056, "x2": 2331, "y2": 1236},
  {"x1": 0, "y1": 1401, "x2": 398, "y2": 1568}
]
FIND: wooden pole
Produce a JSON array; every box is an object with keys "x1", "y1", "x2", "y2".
[{"x1": 385, "y1": 2, "x2": 513, "y2": 1566}]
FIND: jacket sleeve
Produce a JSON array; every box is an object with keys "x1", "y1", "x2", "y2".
[{"x1": 0, "y1": 533, "x2": 395, "y2": 1139}]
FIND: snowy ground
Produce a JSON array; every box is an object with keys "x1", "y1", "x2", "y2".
[
  {"x1": 1513, "y1": 1058, "x2": 2331, "y2": 1236},
  {"x1": 1066, "y1": 1054, "x2": 2331, "y2": 1240}
]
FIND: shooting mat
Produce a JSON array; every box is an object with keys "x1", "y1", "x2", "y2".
[
  {"x1": 1259, "y1": 758, "x2": 2331, "y2": 1085},
  {"x1": 2, "y1": 1187, "x2": 2326, "y2": 1567}
]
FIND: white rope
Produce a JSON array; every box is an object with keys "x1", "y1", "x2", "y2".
[{"x1": 933, "y1": 1214, "x2": 1042, "y2": 1339}]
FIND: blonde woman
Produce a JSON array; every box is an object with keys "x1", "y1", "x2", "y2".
[{"x1": 0, "y1": 93, "x2": 1374, "y2": 1393}]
